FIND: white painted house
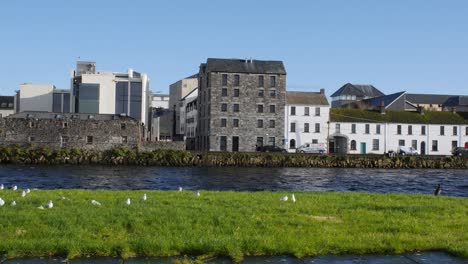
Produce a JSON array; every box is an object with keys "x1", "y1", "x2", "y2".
[{"x1": 284, "y1": 90, "x2": 330, "y2": 152}]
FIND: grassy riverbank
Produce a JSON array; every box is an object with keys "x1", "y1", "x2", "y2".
[{"x1": 0, "y1": 190, "x2": 466, "y2": 261}]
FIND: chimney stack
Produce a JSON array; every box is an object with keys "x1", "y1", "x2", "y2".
[
  {"x1": 379, "y1": 100, "x2": 386, "y2": 115},
  {"x1": 417, "y1": 106, "x2": 425, "y2": 115},
  {"x1": 320, "y1": 88, "x2": 325, "y2": 94}
]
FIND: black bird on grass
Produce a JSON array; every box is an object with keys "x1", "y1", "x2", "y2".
[{"x1": 434, "y1": 184, "x2": 442, "y2": 196}]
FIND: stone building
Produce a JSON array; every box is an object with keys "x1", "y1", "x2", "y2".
[
  {"x1": 196, "y1": 58, "x2": 287, "y2": 152},
  {"x1": 0, "y1": 112, "x2": 141, "y2": 150}
]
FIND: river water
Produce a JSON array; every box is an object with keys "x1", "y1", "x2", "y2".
[{"x1": 0, "y1": 165, "x2": 467, "y2": 197}]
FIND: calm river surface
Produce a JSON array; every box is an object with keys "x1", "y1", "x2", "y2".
[{"x1": 0, "y1": 165, "x2": 467, "y2": 197}]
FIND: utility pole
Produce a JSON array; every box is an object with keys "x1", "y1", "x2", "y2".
[{"x1": 327, "y1": 121, "x2": 330, "y2": 155}]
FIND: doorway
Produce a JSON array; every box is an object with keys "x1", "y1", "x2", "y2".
[
  {"x1": 360, "y1": 142, "x2": 366, "y2": 154},
  {"x1": 421, "y1": 141, "x2": 426, "y2": 155},
  {"x1": 232, "y1": 136, "x2": 239, "y2": 152}
]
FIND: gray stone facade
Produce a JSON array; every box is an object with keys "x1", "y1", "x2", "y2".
[
  {"x1": 0, "y1": 112, "x2": 142, "y2": 151},
  {"x1": 196, "y1": 59, "x2": 287, "y2": 152}
]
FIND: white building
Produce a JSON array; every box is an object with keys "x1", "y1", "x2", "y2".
[
  {"x1": 71, "y1": 61, "x2": 150, "y2": 127},
  {"x1": 0, "y1": 96, "x2": 14, "y2": 118},
  {"x1": 284, "y1": 90, "x2": 330, "y2": 152},
  {"x1": 15, "y1": 84, "x2": 71, "y2": 113},
  {"x1": 151, "y1": 93, "x2": 169, "y2": 109},
  {"x1": 328, "y1": 109, "x2": 468, "y2": 155},
  {"x1": 169, "y1": 74, "x2": 198, "y2": 139},
  {"x1": 179, "y1": 88, "x2": 198, "y2": 149}
]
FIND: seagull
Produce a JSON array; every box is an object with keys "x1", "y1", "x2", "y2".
[
  {"x1": 12, "y1": 185, "x2": 17, "y2": 191},
  {"x1": 21, "y1": 190, "x2": 27, "y2": 197},
  {"x1": 0, "y1": 198, "x2": 4, "y2": 206},
  {"x1": 61, "y1": 197, "x2": 71, "y2": 201},
  {"x1": 45, "y1": 200, "x2": 53, "y2": 209},
  {"x1": 179, "y1": 187, "x2": 183, "y2": 192},
  {"x1": 125, "y1": 198, "x2": 131, "y2": 205},
  {"x1": 140, "y1": 193, "x2": 147, "y2": 201},
  {"x1": 291, "y1": 194, "x2": 296, "y2": 203},
  {"x1": 91, "y1": 200, "x2": 101, "y2": 206},
  {"x1": 280, "y1": 196, "x2": 288, "y2": 202},
  {"x1": 196, "y1": 191, "x2": 200, "y2": 197},
  {"x1": 37, "y1": 206, "x2": 44, "y2": 210},
  {"x1": 434, "y1": 184, "x2": 442, "y2": 196},
  {"x1": 10, "y1": 201, "x2": 16, "y2": 206},
  {"x1": 0, "y1": 184, "x2": 4, "y2": 190},
  {"x1": 26, "y1": 188, "x2": 31, "y2": 194}
]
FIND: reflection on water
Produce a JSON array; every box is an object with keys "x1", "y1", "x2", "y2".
[{"x1": 0, "y1": 165, "x2": 467, "y2": 197}]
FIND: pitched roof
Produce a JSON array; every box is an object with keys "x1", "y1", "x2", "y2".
[
  {"x1": 362, "y1": 91, "x2": 406, "y2": 109},
  {"x1": 405, "y1": 93, "x2": 456, "y2": 105},
  {"x1": 286, "y1": 91, "x2": 329, "y2": 106},
  {"x1": 331, "y1": 83, "x2": 385, "y2": 98},
  {"x1": 443, "y1": 96, "x2": 468, "y2": 107},
  {"x1": 205, "y1": 58, "x2": 286, "y2": 74}
]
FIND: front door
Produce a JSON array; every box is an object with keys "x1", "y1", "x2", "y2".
[
  {"x1": 360, "y1": 143, "x2": 366, "y2": 154},
  {"x1": 421, "y1": 141, "x2": 426, "y2": 155},
  {"x1": 232, "y1": 136, "x2": 239, "y2": 152}
]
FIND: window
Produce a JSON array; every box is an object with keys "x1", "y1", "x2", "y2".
[
  {"x1": 315, "y1": 107, "x2": 320, "y2": 116},
  {"x1": 270, "y1": 76, "x2": 276, "y2": 87},
  {"x1": 453, "y1": 126, "x2": 457, "y2": 136},
  {"x1": 257, "y1": 119, "x2": 264, "y2": 128},
  {"x1": 233, "y1": 104, "x2": 240, "y2": 112},
  {"x1": 29, "y1": 136, "x2": 35, "y2": 142},
  {"x1": 221, "y1": 103, "x2": 227, "y2": 112},
  {"x1": 372, "y1": 139, "x2": 379, "y2": 150},
  {"x1": 335, "y1": 123, "x2": 340, "y2": 133},
  {"x1": 408, "y1": 125, "x2": 413, "y2": 135},
  {"x1": 350, "y1": 140, "x2": 357, "y2": 150},
  {"x1": 121, "y1": 123, "x2": 126, "y2": 130},
  {"x1": 376, "y1": 124, "x2": 381, "y2": 134},
  {"x1": 312, "y1": 139, "x2": 318, "y2": 144},
  {"x1": 86, "y1": 136, "x2": 93, "y2": 144},
  {"x1": 256, "y1": 137, "x2": 263, "y2": 147},
  {"x1": 269, "y1": 120, "x2": 275, "y2": 128},
  {"x1": 257, "y1": 104, "x2": 264, "y2": 113},
  {"x1": 62, "y1": 122, "x2": 68, "y2": 128},
  {"x1": 315, "y1": 123, "x2": 320, "y2": 133},
  {"x1": 452, "y1": 140, "x2": 458, "y2": 149},
  {"x1": 440, "y1": 126, "x2": 445, "y2": 135},
  {"x1": 220, "y1": 136, "x2": 227, "y2": 151},
  {"x1": 289, "y1": 139, "x2": 296, "y2": 149},
  {"x1": 234, "y1": 75, "x2": 240, "y2": 86},
  {"x1": 304, "y1": 107, "x2": 309, "y2": 116},
  {"x1": 290, "y1": 122, "x2": 296, "y2": 132},
  {"x1": 258, "y1": 75, "x2": 264, "y2": 87},
  {"x1": 29, "y1": 121, "x2": 35, "y2": 128},
  {"x1": 291, "y1": 106, "x2": 296, "y2": 115},
  {"x1": 222, "y1": 74, "x2": 228, "y2": 86},
  {"x1": 351, "y1": 124, "x2": 356, "y2": 134},
  {"x1": 258, "y1": 89, "x2": 264, "y2": 97},
  {"x1": 221, "y1": 118, "x2": 227, "y2": 127},
  {"x1": 365, "y1": 124, "x2": 370, "y2": 134},
  {"x1": 222, "y1": 88, "x2": 227, "y2": 97},
  {"x1": 61, "y1": 136, "x2": 69, "y2": 144},
  {"x1": 269, "y1": 89, "x2": 276, "y2": 98},
  {"x1": 397, "y1": 125, "x2": 402, "y2": 135},
  {"x1": 234, "y1": 89, "x2": 240, "y2": 97},
  {"x1": 269, "y1": 105, "x2": 275, "y2": 113},
  {"x1": 466, "y1": 127, "x2": 468, "y2": 136},
  {"x1": 233, "y1": 119, "x2": 239, "y2": 127},
  {"x1": 399, "y1": 140, "x2": 405, "y2": 146},
  {"x1": 422, "y1": 125, "x2": 426, "y2": 135},
  {"x1": 122, "y1": 136, "x2": 128, "y2": 143},
  {"x1": 412, "y1": 140, "x2": 417, "y2": 150},
  {"x1": 432, "y1": 140, "x2": 438, "y2": 151},
  {"x1": 304, "y1": 123, "x2": 310, "y2": 133},
  {"x1": 268, "y1": 137, "x2": 275, "y2": 146}
]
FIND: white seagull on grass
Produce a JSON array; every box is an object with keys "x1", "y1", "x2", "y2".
[
  {"x1": 0, "y1": 198, "x2": 5, "y2": 206},
  {"x1": 45, "y1": 200, "x2": 53, "y2": 209},
  {"x1": 26, "y1": 188, "x2": 31, "y2": 194},
  {"x1": 125, "y1": 198, "x2": 131, "y2": 206},
  {"x1": 21, "y1": 190, "x2": 27, "y2": 197},
  {"x1": 140, "y1": 193, "x2": 147, "y2": 201},
  {"x1": 0, "y1": 184, "x2": 4, "y2": 190},
  {"x1": 12, "y1": 185, "x2": 17, "y2": 191},
  {"x1": 196, "y1": 191, "x2": 201, "y2": 197},
  {"x1": 280, "y1": 196, "x2": 288, "y2": 202},
  {"x1": 10, "y1": 201, "x2": 16, "y2": 206},
  {"x1": 179, "y1": 187, "x2": 183, "y2": 192},
  {"x1": 91, "y1": 200, "x2": 101, "y2": 206},
  {"x1": 291, "y1": 194, "x2": 296, "y2": 203}
]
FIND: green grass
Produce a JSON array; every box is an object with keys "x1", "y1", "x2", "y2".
[{"x1": 0, "y1": 190, "x2": 466, "y2": 261}]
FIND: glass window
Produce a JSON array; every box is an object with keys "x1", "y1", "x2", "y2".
[
  {"x1": 222, "y1": 74, "x2": 228, "y2": 86},
  {"x1": 233, "y1": 104, "x2": 240, "y2": 112},
  {"x1": 412, "y1": 140, "x2": 418, "y2": 150},
  {"x1": 315, "y1": 107, "x2": 320, "y2": 116},
  {"x1": 376, "y1": 124, "x2": 381, "y2": 134},
  {"x1": 129, "y1": 82, "x2": 142, "y2": 120},
  {"x1": 257, "y1": 104, "x2": 264, "y2": 113},
  {"x1": 335, "y1": 123, "x2": 340, "y2": 133},
  {"x1": 304, "y1": 123, "x2": 309, "y2": 133},
  {"x1": 220, "y1": 136, "x2": 227, "y2": 151},
  {"x1": 351, "y1": 124, "x2": 356, "y2": 134},
  {"x1": 234, "y1": 75, "x2": 240, "y2": 86},
  {"x1": 268, "y1": 137, "x2": 275, "y2": 146},
  {"x1": 290, "y1": 122, "x2": 296, "y2": 132},
  {"x1": 397, "y1": 125, "x2": 402, "y2": 135},
  {"x1": 79, "y1": 83, "x2": 100, "y2": 114},
  {"x1": 304, "y1": 107, "x2": 309, "y2": 116},
  {"x1": 452, "y1": 140, "x2": 458, "y2": 149},
  {"x1": 432, "y1": 140, "x2": 438, "y2": 151},
  {"x1": 440, "y1": 126, "x2": 445, "y2": 135},
  {"x1": 466, "y1": 127, "x2": 468, "y2": 136},
  {"x1": 270, "y1": 76, "x2": 276, "y2": 87},
  {"x1": 422, "y1": 125, "x2": 426, "y2": 135},
  {"x1": 257, "y1": 119, "x2": 263, "y2": 128},
  {"x1": 256, "y1": 137, "x2": 263, "y2": 147},
  {"x1": 234, "y1": 89, "x2": 240, "y2": 97},
  {"x1": 221, "y1": 103, "x2": 227, "y2": 112},
  {"x1": 453, "y1": 126, "x2": 457, "y2": 136},
  {"x1": 269, "y1": 120, "x2": 275, "y2": 128},
  {"x1": 258, "y1": 75, "x2": 264, "y2": 87},
  {"x1": 312, "y1": 139, "x2": 318, "y2": 144},
  {"x1": 291, "y1": 106, "x2": 296, "y2": 115},
  {"x1": 399, "y1": 139, "x2": 405, "y2": 146},
  {"x1": 63, "y1": 93, "x2": 70, "y2": 113},
  {"x1": 315, "y1": 123, "x2": 320, "y2": 133},
  {"x1": 53, "y1": 93, "x2": 62, "y2": 113},
  {"x1": 350, "y1": 140, "x2": 356, "y2": 150},
  {"x1": 86, "y1": 136, "x2": 93, "y2": 144},
  {"x1": 221, "y1": 118, "x2": 227, "y2": 127},
  {"x1": 269, "y1": 89, "x2": 276, "y2": 97},
  {"x1": 372, "y1": 139, "x2": 379, "y2": 150},
  {"x1": 365, "y1": 124, "x2": 370, "y2": 134},
  {"x1": 269, "y1": 105, "x2": 275, "y2": 113},
  {"x1": 233, "y1": 119, "x2": 239, "y2": 127},
  {"x1": 289, "y1": 139, "x2": 296, "y2": 149},
  {"x1": 408, "y1": 125, "x2": 413, "y2": 135},
  {"x1": 258, "y1": 89, "x2": 264, "y2": 97},
  {"x1": 222, "y1": 88, "x2": 227, "y2": 97}
]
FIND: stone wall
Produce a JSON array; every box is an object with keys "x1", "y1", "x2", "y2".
[
  {"x1": 0, "y1": 116, "x2": 141, "y2": 151},
  {"x1": 139, "y1": 141, "x2": 185, "y2": 152}
]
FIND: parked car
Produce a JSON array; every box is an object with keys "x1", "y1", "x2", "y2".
[
  {"x1": 296, "y1": 143, "x2": 327, "y2": 154},
  {"x1": 398, "y1": 146, "x2": 419, "y2": 155},
  {"x1": 256, "y1": 145, "x2": 287, "y2": 153},
  {"x1": 452, "y1": 147, "x2": 468, "y2": 156}
]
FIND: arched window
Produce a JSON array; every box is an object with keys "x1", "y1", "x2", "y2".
[
  {"x1": 289, "y1": 139, "x2": 296, "y2": 149},
  {"x1": 350, "y1": 140, "x2": 357, "y2": 151}
]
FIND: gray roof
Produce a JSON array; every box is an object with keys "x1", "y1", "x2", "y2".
[
  {"x1": 286, "y1": 91, "x2": 329, "y2": 106},
  {"x1": 205, "y1": 58, "x2": 286, "y2": 74},
  {"x1": 7, "y1": 112, "x2": 137, "y2": 121},
  {"x1": 406, "y1": 93, "x2": 457, "y2": 105},
  {"x1": 443, "y1": 96, "x2": 468, "y2": 107},
  {"x1": 331, "y1": 83, "x2": 385, "y2": 98},
  {"x1": 362, "y1": 91, "x2": 406, "y2": 109},
  {"x1": 0, "y1": 96, "x2": 14, "y2": 109}
]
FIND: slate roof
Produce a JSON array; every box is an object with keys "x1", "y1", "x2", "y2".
[
  {"x1": 0, "y1": 96, "x2": 14, "y2": 109},
  {"x1": 362, "y1": 91, "x2": 406, "y2": 109},
  {"x1": 405, "y1": 93, "x2": 456, "y2": 105},
  {"x1": 205, "y1": 58, "x2": 286, "y2": 74},
  {"x1": 443, "y1": 96, "x2": 468, "y2": 107},
  {"x1": 286, "y1": 91, "x2": 329, "y2": 106},
  {"x1": 331, "y1": 83, "x2": 385, "y2": 98}
]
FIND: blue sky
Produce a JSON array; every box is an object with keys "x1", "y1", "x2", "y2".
[{"x1": 0, "y1": 0, "x2": 467, "y2": 97}]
